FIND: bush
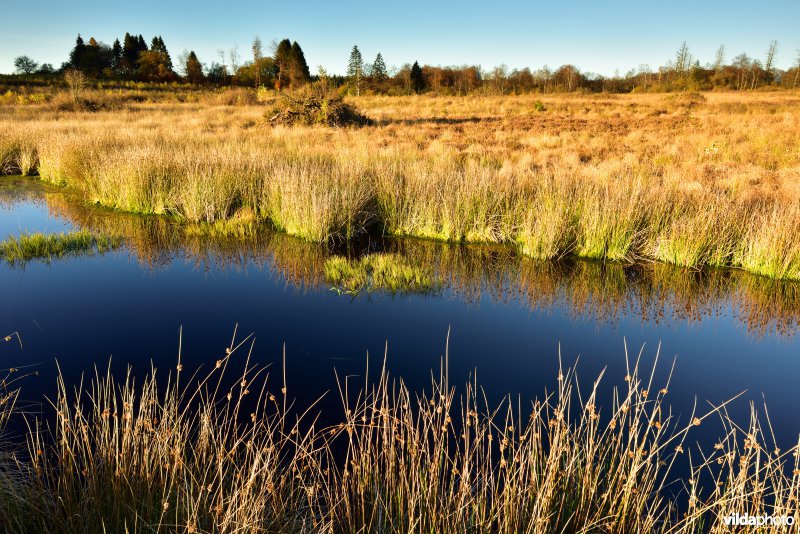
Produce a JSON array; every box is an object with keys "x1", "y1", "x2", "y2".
[{"x1": 267, "y1": 75, "x2": 372, "y2": 127}]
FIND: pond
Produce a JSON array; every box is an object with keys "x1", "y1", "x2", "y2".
[{"x1": 1, "y1": 177, "x2": 799, "y2": 449}]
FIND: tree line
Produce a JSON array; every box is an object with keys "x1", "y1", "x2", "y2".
[{"x1": 11, "y1": 37, "x2": 800, "y2": 93}]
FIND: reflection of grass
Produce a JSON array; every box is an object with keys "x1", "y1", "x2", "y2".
[
  {"x1": 0, "y1": 230, "x2": 121, "y2": 265},
  {"x1": 39, "y1": 189, "x2": 800, "y2": 337},
  {"x1": 0, "y1": 335, "x2": 796, "y2": 532},
  {"x1": 324, "y1": 253, "x2": 439, "y2": 294}
]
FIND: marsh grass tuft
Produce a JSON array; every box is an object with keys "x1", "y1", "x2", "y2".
[
  {"x1": 0, "y1": 230, "x2": 121, "y2": 265},
  {"x1": 324, "y1": 252, "x2": 439, "y2": 294}
]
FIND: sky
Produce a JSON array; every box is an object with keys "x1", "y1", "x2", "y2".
[{"x1": 1, "y1": 0, "x2": 799, "y2": 76}]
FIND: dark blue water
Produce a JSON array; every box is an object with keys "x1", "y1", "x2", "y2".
[{"x1": 1, "y1": 178, "x2": 799, "y2": 450}]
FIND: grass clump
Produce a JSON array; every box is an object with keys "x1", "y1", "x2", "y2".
[
  {"x1": 650, "y1": 196, "x2": 740, "y2": 269},
  {"x1": 0, "y1": 230, "x2": 121, "y2": 265},
  {"x1": 575, "y1": 178, "x2": 646, "y2": 261},
  {"x1": 324, "y1": 252, "x2": 439, "y2": 294},
  {"x1": 735, "y1": 204, "x2": 800, "y2": 280},
  {"x1": 516, "y1": 175, "x2": 575, "y2": 259}
]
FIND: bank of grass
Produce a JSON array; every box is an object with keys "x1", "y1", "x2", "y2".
[
  {"x1": 324, "y1": 253, "x2": 439, "y2": 294},
  {"x1": 1, "y1": 91, "x2": 799, "y2": 279},
  {"x1": 0, "y1": 230, "x2": 121, "y2": 265},
  {"x1": 0, "y1": 337, "x2": 797, "y2": 532}
]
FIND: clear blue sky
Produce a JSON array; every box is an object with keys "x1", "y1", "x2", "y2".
[{"x1": 1, "y1": 1, "x2": 798, "y2": 76}]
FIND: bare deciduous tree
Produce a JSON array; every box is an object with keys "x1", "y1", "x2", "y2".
[
  {"x1": 252, "y1": 37, "x2": 263, "y2": 87},
  {"x1": 713, "y1": 45, "x2": 725, "y2": 71},
  {"x1": 764, "y1": 40, "x2": 778, "y2": 84},
  {"x1": 675, "y1": 42, "x2": 691, "y2": 75},
  {"x1": 64, "y1": 69, "x2": 86, "y2": 105},
  {"x1": 229, "y1": 45, "x2": 240, "y2": 73}
]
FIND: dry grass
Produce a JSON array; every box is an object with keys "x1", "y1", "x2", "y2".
[
  {"x1": 1, "y1": 91, "x2": 799, "y2": 278},
  {"x1": 0, "y1": 334, "x2": 797, "y2": 532}
]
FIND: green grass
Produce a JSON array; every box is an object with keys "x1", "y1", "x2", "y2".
[
  {"x1": 0, "y1": 230, "x2": 121, "y2": 265},
  {"x1": 324, "y1": 253, "x2": 440, "y2": 294}
]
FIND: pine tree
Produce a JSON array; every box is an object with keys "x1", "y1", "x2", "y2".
[
  {"x1": 137, "y1": 35, "x2": 148, "y2": 53},
  {"x1": 150, "y1": 36, "x2": 172, "y2": 67},
  {"x1": 410, "y1": 61, "x2": 425, "y2": 93},
  {"x1": 111, "y1": 39, "x2": 123, "y2": 74},
  {"x1": 185, "y1": 51, "x2": 204, "y2": 84},
  {"x1": 69, "y1": 34, "x2": 86, "y2": 70},
  {"x1": 290, "y1": 41, "x2": 310, "y2": 86},
  {"x1": 347, "y1": 45, "x2": 364, "y2": 95},
  {"x1": 122, "y1": 33, "x2": 139, "y2": 74},
  {"x1": 274, "y1": 39, "x2": 293, "y2": 89},
  {"x1": 372, "y1": 53, "x2": 387, "y2": 81}
]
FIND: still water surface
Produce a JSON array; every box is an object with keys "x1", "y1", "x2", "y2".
[{"x1": 1, "y1": 178, "x2": 799, "y2": 448}]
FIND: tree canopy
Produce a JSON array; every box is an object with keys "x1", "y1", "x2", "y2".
[{"x1": 13, "y1": 55, "x2": 39, "y2": 74}]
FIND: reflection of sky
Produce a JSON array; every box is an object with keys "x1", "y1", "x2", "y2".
[{"x1": 1, "y1": 184, "x2": 799, "y2": 451}]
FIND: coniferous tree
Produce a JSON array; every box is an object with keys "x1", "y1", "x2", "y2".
[
  {"x1": 149, "y1": 36, "x2": 172, "y2": 71},
  {"x1": 273, "y1": 38, "x2": 293, "y2": 89},
  {"x1": 111, "y1": 39, "x2": 123, "y2": 74},
  {"x1": 410, "y1": 60, "x2": 425, "y2": 93},
  {"x1": 347, "y1": 45, "x2": 364, "y2": 95},
  {"x1": 122, "y1": 33, "x2": 139, "y2": 75},
  {"x1": 289, "y1": 41, "x2": 310, "y2": 86},
  {"x1": 185, "y1": 51, "x2": 204, "y2": 84},
  {"x1": 69, "y1": 34, "x2": 86, "y2": 70},
  {"x1": 137, "y1": 35, "x2": 148, "y2": 53},
  {"x1": 372, "y1": 53, "x2": 387, "y2": 81}
]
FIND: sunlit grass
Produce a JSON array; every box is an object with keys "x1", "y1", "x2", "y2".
[
  {"x1": 2, "y1": 91, "x2": 800, "y2": 278},
  {"x1": 0, "y1": 230, "x2": 121, "y2": 265},
  {"x1": 324, "y1": 252, "x2": 439, "y2": 294}
]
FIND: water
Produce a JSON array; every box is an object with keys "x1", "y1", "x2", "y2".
[{"x1": 1, "y1": 177, "x2": 799, "y2": 449}]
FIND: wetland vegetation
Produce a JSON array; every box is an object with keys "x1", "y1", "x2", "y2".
[
  {"x1": 2, "y1": 70, "x2": 800, "y2": 533},
  {"x1": 0, "y1": 330, "x2": 798, "y2": 533},
  {"x1": 2, "y1": 91, "x2": 800, "y2": 280}
]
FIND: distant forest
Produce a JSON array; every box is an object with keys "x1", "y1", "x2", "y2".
[{"x1": 8, "y1": 34, "x2": 800, "y2": 94}]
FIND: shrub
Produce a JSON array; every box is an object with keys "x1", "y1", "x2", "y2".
[{"x1": 267, "y1": 75, "x2": 372, "y2": 127}]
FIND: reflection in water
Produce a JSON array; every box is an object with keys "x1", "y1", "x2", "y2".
[{"x1": 44, "y1": 187, "x2": 800, "y2": 339}]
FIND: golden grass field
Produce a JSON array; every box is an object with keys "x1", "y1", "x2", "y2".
[{"x1": 1, "y1": 90, "x2": 800, "y2": 279}]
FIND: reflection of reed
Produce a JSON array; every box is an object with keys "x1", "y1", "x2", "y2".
[
  {"x1": 45, "y1": 191, "x2": 329, "y2": 291},
  {"x1": 1, "y1": 176, "x2": 52, "y2": 210},
  {"x1": 45, "y1": 189, "x2": 800, "y2": 338}
]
